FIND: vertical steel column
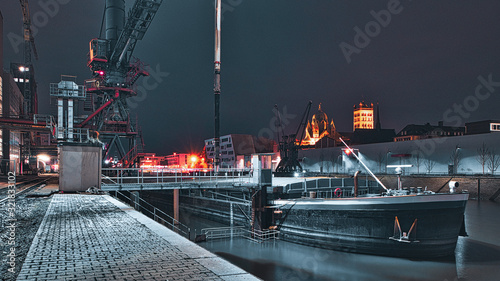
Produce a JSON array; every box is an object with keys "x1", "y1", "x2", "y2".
[
  {"x1": 230, "y1": 202, "x2": 234, "y2": 226},
  {"x1": 68, "y1": 99, "x2": 73, "y2": 140},
  {"x1": 57, "y1": 98, "x2": 64, "y2": 139},
  {"x1": 173, "y1": 189, "x2": 179, "y2": 224},
  {"x1": 213, "y1": 0, "x2": 222, "y2": 171}
]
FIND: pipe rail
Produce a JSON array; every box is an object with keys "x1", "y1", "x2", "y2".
[
  {"x1": 101, "y1": 168, "x2": 255, "y2": 190},
  {"x1": 111, "y1": 190, "x2": 191, "y2": 239}
]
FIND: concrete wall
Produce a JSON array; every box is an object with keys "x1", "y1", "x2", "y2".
[
  {"x1": 299, "y1": 133, "x2": 500, "y2": 175},
  {"x1": 59, "y1": 144, "x2": 101, "y2": 192}
]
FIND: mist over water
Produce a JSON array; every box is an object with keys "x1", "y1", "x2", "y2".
[{"x1": 187, "y1": 200, "x2": 500, "y2": 281}]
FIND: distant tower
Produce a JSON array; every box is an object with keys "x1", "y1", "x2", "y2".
[
  {"x1": 353, "y1": 101, "x2": 374, "y2": 131},
  {"x1": 303, "y1": 103, "x2": 337, "y2": 145},
  {"x1": 375, "y1": 102, "x2": 381, "y2": 130}
]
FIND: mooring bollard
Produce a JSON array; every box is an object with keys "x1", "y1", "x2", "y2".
[{"x1": 478, "y1": 178, "x2": 481, "y2": 200}]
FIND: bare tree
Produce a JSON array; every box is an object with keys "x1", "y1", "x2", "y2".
[
  {"x1": 487, "y1": 149, "x2": 500, "y2": 175},
  {"x1": 412, "y1": 149, "x2": 423, "y2": 174},
  {"x1": 319, "y1": 151, "x2": 325, "y2": 173},
  {"x1": 476, "y1": 142, "x2": 489, "y2": 175},
  {"x1": 424, "y1": 158, "x2": 435, "y2": 174},
  {"x1": 328, "y1": 152, "x2": 336, "y2": 173}
]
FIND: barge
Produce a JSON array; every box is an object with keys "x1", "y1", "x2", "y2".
[
  {"x1": 272, "y1": 190, "x2": 468, "y2": 258},
  {"x1": 270, "y1": 139, "x2": 468, "y2": 258}
]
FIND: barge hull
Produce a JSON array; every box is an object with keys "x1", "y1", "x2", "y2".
[{"x1": 274, "y1": 193, "x2": 468, "y2": 258}]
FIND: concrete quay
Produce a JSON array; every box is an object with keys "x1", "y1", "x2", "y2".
[{"x1": 17, "y1": 194, "x2": 260, "y2": 281}]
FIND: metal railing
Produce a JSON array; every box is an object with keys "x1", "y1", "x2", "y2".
[
  {"x1": 33, "y1": 114, "x2": 56, "y2": 127},
  {"x1": 283, "y1": 177, "x2": 382, "y2": 198},
  {"x1": 49, "y1": 81, "x2": 86, "y2": 98},
  {"x1": 111, "y1": 190, "x2": 191, "y2": 239},
  {"x1": 200, "y1": 226, "x2": 279, "y2": 243},
  {"x1": 102, "y1": 168, "x2": 255, "y2": 189}
]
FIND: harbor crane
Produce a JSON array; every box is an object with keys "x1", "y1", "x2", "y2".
[
  {"x1": 82, "y1": 0, "x2": 163, "y2": 167},
  {"x1": 275, "y1": 101, "x2": 312, "y2": 174}
]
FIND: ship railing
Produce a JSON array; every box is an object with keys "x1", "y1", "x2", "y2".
[
  {"x1": 110, "y1": 190, "x2": 191, "y2": 239},
  {"x1": 312, "y1": 187, "x2": 371, "y2": 198},
  {"x1": 200, "y1": 226, "x2": 279, "y2": 243},
  {"x1": 101, "y1": 167, "x2": 253, "y2": 187},
  {"x1": 284, "y1": 177, "x2": 381, "y2": 198}
]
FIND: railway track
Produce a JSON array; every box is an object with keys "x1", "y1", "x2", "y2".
[{"x1": 0, "y1": 176, "x2": 55, "y2": 204}]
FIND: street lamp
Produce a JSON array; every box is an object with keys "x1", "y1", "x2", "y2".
[
  {"x1": 342, "y1": 148, "x2": 359, "y2": 175},
  {"x1": 453, "y1": 145, "x2": 461, "y2": 174}
]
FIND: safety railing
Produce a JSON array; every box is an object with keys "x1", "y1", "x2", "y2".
[
  {"x1": 200, "y1": 226, "x2": 279, "y2": 243},
  {"x1": 33, "y1": 114, "x2": 56, "y2": 127},
  {"x1": 111, "y1": 190, "x2": 191, "y2": 239},
  {"x1": 101, "y1": 168, "x2": 254, "y2": 188},
  {"x1": 55, "y1": 127, "x2": 98, "y2": 144},
  {"x1": 283, "y1": 177, "x2": 382, "y2": 198}
]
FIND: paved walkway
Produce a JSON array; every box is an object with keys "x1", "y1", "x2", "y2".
[{"x1": 17, "y1": 194, "x2": 259, "y2": 280}]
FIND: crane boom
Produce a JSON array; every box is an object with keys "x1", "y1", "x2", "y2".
[
  {"x1": 19, "y1": 0, "x2": 38, "y2": 63},
  {"x1": 19, "y1": 0, "x2": 38, "y2": 116},
  {"x1": 110, "y1": 0, "x2": 163, "y2": 67}
]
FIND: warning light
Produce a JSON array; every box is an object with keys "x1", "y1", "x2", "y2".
[
  {"x1": 98, "y1": 70, "x2": 105, "y2": 76},
  {"x1": 343, "y1": 148, "x2": 358, "y2": 158}
]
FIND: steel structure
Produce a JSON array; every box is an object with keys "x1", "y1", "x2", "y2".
[
  {"x1": 213, "y1": 0, "x2": 222, "y2": 171},
  {"x1": 18, "y1": 0, "x2": 38, "y2": 116},
  {"x1": 83, "y1": 0, "x2": 162, "y2": 167},
  {"x1": 275, "y1": 101, "x2": 312, "y2": 174}
]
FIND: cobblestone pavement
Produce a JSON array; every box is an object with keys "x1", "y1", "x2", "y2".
[{"x1": 17, "y1": 194, "x2": 259, "y2": 281}]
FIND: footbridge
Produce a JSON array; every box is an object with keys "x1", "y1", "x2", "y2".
[
  {"x1": 100, "y1": 168, "x2": 382, "y2": 196},
  {"x1": 100, "y1": 168, "x2": 259, "y2": 191}
]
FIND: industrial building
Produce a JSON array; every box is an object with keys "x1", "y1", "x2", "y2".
[{"x1": 205, "y1": 134, "x2": 275, "y2": 168}]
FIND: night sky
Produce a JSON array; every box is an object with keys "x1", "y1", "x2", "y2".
[{"x1": 1, "y1": 0, "x2": 500, "y2": 155}]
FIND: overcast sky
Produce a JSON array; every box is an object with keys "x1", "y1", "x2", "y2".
[{"x1": 1, "y1": 0, "x2": 500, "y2": 155}]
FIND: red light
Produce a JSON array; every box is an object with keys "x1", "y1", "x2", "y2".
[
  {"x1": 98, "y1": 70, "x2": 105, "y2": 76},
  {"x1": 344, "y1": 149, "x2": 352, "y2": 156}
]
